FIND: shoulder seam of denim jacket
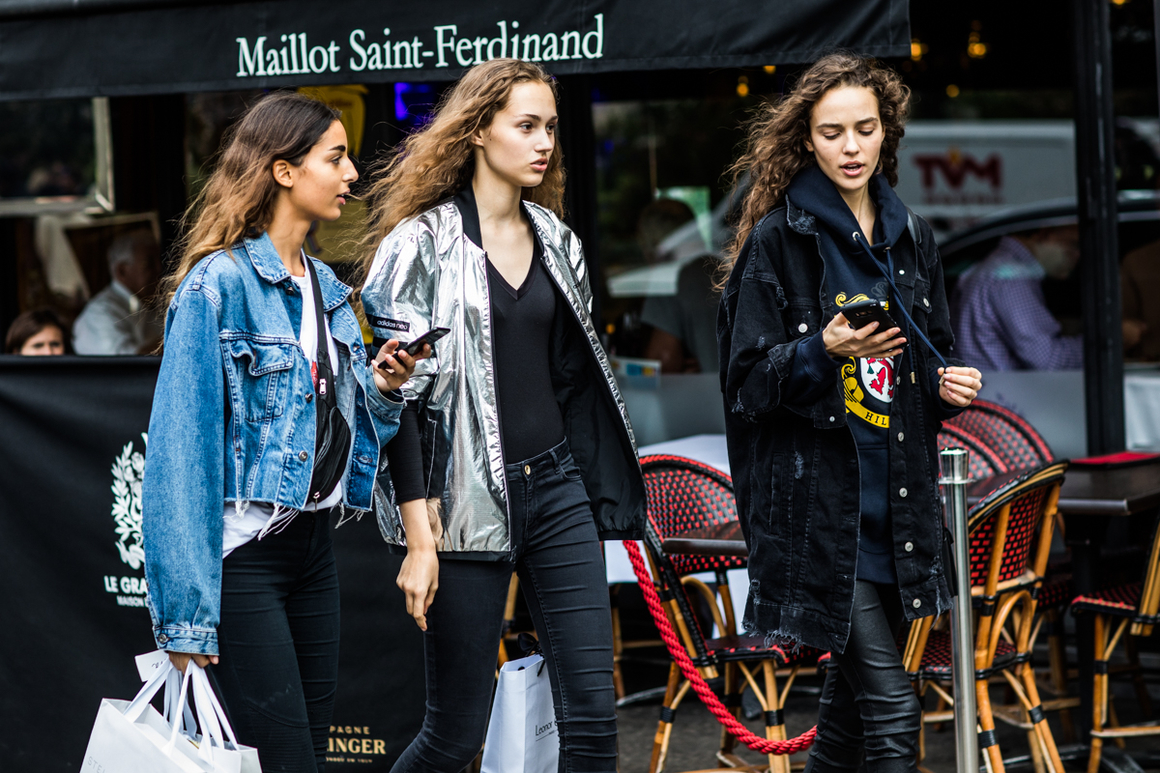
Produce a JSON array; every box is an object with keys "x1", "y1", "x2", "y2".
[{"x1": 785, "y1": 198, "x2": 818, "y2": 236}]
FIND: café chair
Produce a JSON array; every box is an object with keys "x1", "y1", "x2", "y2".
[
  {"x1": 938, "y1": 423, "x2": 1010, "y2": 481},
  {"x1": 902, "y1": 461, "x2": 1070, "y2": 773},
  {"x1": 944, "y1": 399, "x2": 1054, "y2": 472},
  {"x1": 639, "y1": 454, "x2": 820, "y2": 773},
  {"x1": 1070, "y1": 520, "x2": 1160, "y2": 773}
]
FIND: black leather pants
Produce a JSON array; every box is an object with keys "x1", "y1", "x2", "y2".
[{"x1": 804, "y1": 581, "x2": 921, "y2": 773}]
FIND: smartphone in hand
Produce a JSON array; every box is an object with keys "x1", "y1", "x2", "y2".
[
  {"x1": 400, "y1": 327, "x2": 450, "y2": 357},
  {"x1": 841, "y1": 299, "x2": 898, "y2": 331}
]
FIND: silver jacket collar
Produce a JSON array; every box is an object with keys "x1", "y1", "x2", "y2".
[{"x1": 363, "y1": 198, "x2": 641, "y2": 554}]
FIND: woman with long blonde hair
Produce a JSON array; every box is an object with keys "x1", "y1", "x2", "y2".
[
  {"x1": 361, "y1": 59, "x2": 644, "y2": 772},
  {"x1": 719, "y1": 53, "x2": 982, "y2": 773},
  {"x1": 142, "y1": 91, "x2": 421, "y2": 773}
]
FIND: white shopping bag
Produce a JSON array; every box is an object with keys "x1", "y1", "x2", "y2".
[
  {"x1": 480, "y1": 653, "x2": 559, "y2": 773},
  {"x1": 79, "y1": 656, "x2": 261, "y2": 773}
]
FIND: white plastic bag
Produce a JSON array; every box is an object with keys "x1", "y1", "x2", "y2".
[
  {"x1": 79, "y1": 656, "x2": 260, "y2": 773},
  {"x1": 480, "y1": 653, "x2": 559, "y2": 773}
]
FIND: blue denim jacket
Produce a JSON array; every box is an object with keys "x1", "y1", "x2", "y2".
[{"x1": 142, "y1": 232, "x2": 403, "y2": 654}]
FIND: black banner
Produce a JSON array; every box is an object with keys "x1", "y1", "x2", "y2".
[
  {"x1": 0, "y1": 356, "x2": 425, "y2": 771},
  {"x1": 0, "y1": 0, "x2": 910, "y2": 100}
]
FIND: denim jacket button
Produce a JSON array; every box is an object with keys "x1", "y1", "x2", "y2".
[
  {"x1": 305, "y1": 393, "x2": 313, "y2": 403},
  {"x1": 298, "y1": 451, "x2": 309, "y2": 462},
  {"x1": 898, "y1": 269, "x2": 906, "y2": 275},
  {"x1": 157, "y1": 634, "x2": 169, "y2": 644},
  {"x1": 905, "y1": 541, "x2": 914, "y2": 552},
  {"x1": 899, "y1": 487, "x2": 908, "y2": 498},
  {"x1": 797, "y1": 322, "x2": 808, "y2": 333},
  {"x1": 828, "y1": 416, "x2": 836, "y2": 422},
  {"x1": 912, "y1": 598, "x2": 922, "y2": 609},
  {"x1": 897, "y1": 432, "x2": 905, "y2": 442}
]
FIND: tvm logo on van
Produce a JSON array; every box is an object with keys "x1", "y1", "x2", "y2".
[{"x1": 912, "y1": 151, "x2": 1003, "y2": 206}]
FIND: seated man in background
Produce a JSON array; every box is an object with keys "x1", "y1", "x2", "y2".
[
  {"x1": 952, "y1": 226, "x2": 1086, "y2": 371},
  {"x1": 73, "y1": 229, "x2": 162, "y2": 355}
]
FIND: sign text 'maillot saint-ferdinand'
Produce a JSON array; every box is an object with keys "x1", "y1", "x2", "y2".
[{"x1": 235, "y1": 14, "x2": 606, "y2": 78}]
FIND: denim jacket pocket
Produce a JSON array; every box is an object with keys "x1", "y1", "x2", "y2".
[
  {"x1": 225, "y1": 338, "x2": 296, "y2": 421},
  {"x1": 786, "y1": 301, "x2": 822, "y2": 340}
]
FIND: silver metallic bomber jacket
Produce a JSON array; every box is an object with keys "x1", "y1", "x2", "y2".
[{"x1": 362, "y1": 197, "x2": 646, "y2": 556}]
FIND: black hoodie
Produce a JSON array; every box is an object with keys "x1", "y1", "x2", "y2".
[{"x1": 782, "y1": 165, "x2": 910, "y2": 584}]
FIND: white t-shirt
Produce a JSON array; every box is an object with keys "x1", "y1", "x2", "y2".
[{"x1": 222, "y1": 264, "x2": 345, "y2": 557}]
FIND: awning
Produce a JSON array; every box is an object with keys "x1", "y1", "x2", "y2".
[{"x1": 0, "y1": 0, "x2": 910, "y2": 100}]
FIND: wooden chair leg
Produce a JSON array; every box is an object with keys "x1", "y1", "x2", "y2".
[
  {"x1": 764, "y1": 660, "x2": 789, "y2": 773},
  {"x1": 610, "y1": 584, "x2": 626, "y2": 700},
  {"x1": 649, "y1": 663, "x2": 682, "y2": 773},
  {"x1": 1018, "y1": 663, "x2": 1065, "y2": 773},
  {"x1": 719, "y1": 661, "x2": 739, "y2": 756},
  {"x1": 977, "y1": 676, "x2": 1007, "y2": 773},
  {"x1": 1088, "y1": 615, "x2": 1108, "y2": 773}
]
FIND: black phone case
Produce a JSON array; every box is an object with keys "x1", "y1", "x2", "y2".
[{"x1": 843, "y1": 300, "x2": 897, "y2": 330}]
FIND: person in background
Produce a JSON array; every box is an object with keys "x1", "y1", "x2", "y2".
[
  {"x1": 719, "y1": 52, "x2": 982, "y2": 773},
  {"x1": 639, "y1": 198, "x2": 722, "y2": 373},
  {"x1": 4, "y1": 308, "x2": 67, "y2": 355},
  {"x1": 952, "y1": 225, "x2": 1145, "y2": 369},
  {"x1": 73, "y1": 229, "x2": 163, "y2": 355}
]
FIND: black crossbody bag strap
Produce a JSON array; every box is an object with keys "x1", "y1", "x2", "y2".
[{"x1": 305, "y1": 258, "x2": 351, "y2": 504}]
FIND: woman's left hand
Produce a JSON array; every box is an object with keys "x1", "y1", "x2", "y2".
[
  {"x1": 938, "y1": 366, "x2": 983, "y2": 407},
  {"x1": 371, "y1": 340, "x2": 430, "y2": 393}
]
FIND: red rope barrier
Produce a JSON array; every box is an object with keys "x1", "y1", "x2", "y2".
[{"x1": 623, "y1": 539, "x2": 817, "y2": 755}]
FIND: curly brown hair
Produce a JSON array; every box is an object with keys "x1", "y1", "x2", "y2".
[
  {"x1": 723, "y1": 52, "x2": 911, "y2": 275},
  {"x1": 359, "y1": 58, "x2": 565, "y2": 281}
]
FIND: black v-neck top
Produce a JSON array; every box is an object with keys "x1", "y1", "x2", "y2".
[{"x1": 386, "y1": 187, "x2": 565, "y2": 504}]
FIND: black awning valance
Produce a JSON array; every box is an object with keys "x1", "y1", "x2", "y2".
[{"x1": 0, "y1": 0, "x2": 909, "y2": 100}]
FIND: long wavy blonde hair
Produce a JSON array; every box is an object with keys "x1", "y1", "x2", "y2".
[
  {"x1": 360, "y1": 58, "x2": 565, "y2": 278},
  {"x1": 161, "y1": 92, "x2": 341, "y2": 308},
  {"x1": 723, "y1": 52, "x2": 911, "y2": 276}
]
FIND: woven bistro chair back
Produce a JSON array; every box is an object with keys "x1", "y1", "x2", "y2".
[
  {"x1": 939, "y1": 423, "x2": 1010, "y2": 481},
  {"x1": 640, "y1": 454, "x2": 746, "y2": 577},
  {"x1": 946, "y1": 399, "x2": 1054, "y2": 471}
]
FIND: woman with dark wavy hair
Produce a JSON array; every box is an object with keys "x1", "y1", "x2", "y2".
[{"x1": 719, "y1": 52, "x2": 982, "y2": 772}]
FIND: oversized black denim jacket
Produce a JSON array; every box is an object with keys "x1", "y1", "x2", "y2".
[{"x1": 717, "y1": 201, "x2": 964, "y2": 654}]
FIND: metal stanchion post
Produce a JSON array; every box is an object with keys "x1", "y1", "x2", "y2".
[{"x1": 940, "y1": 448, "x2": 979, "y2": 773}]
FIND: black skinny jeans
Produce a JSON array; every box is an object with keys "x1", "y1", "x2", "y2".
[
  {"x1": 391, "y1": 439, "x2": 618, "y2": 773},
  {"x1": 804, "y1": 580, "x2": 921, "y2": 773},
  {"x1": 209, "y1": 508, "x2": 340, "y2": 773}
]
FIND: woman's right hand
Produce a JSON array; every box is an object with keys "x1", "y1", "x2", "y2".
[
  {"x1": 397, "y1": 546, "x2": 439, "y2": 631},
  {"x1": 822, "y1": 313, "x2": 907, "y2": 360},
  {"x1": 167, "y1": 651, "x2": 218, "y2": 673}
]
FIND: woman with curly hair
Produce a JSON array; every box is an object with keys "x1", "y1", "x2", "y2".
[
  {"x1": 360, "y1": 58, "x2": 643, "y2": 772},
  {"x1": 718, "y1": 52, "x2": 982, "y2": 772}
]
